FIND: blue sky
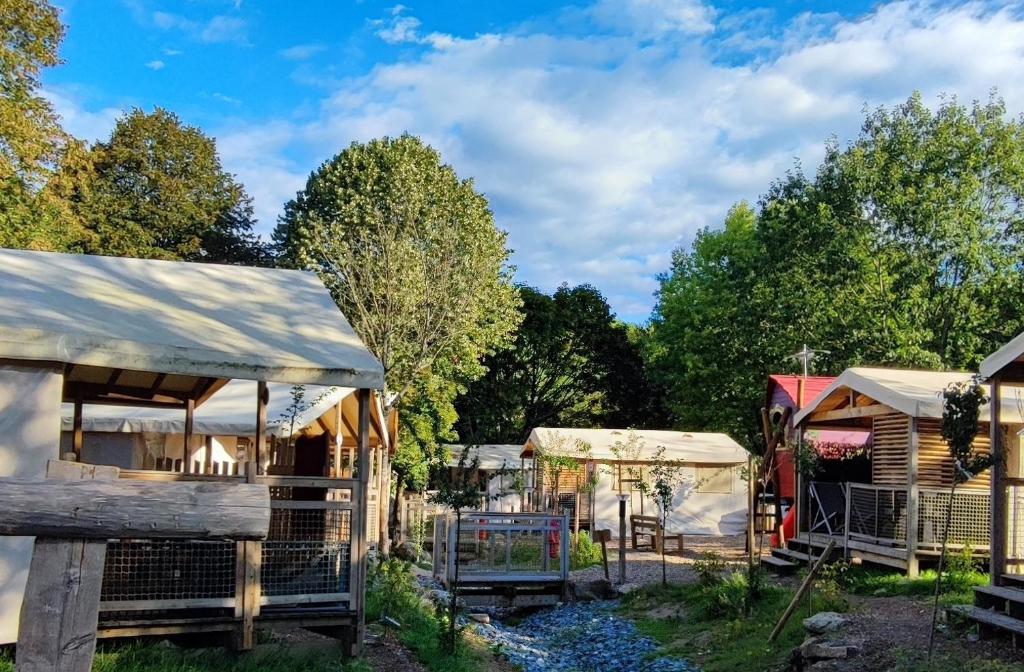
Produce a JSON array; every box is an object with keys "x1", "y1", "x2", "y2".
[{"x1": 46, "y1": 1, "x2": 1024, "y2": 322}]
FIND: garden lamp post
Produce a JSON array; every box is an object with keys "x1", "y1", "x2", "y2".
[{"x1": 618, "y1": 493, "x2": 628, "y2": 584}]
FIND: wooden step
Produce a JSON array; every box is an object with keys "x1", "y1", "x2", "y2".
[
  {"x1": 952, "y1": 605, "x2": 1024, "y2": 646},
  {"x1": 1002, "y1": 574, "x2": 1024, "y2": 589},
  {"x1": 775, "y1": 548, "x2": 814, "y2": 563},
  {"x1": 975, "y1": 584, "x2": 1024, "y2": 608},
  {"x1": 761, "y1": 555, "x2": 797, "y2": 574}
]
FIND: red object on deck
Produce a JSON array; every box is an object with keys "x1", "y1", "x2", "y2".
[{"x1": 771, "y1": 506, "x2": 796, "y2": 548}]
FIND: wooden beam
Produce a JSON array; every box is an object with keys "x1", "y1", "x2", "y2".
[
  {"x1": 807, "y1": 403, "x2": 892, "y2": 422},
  {"x1": 252, "y1": 381, "x2": 268, "y2": 483},
  {"x1": 204, "y1": 435, "x2": 214, "y2": 475},
  {"x1": 105, "y1": 369, "x2": 124, "y2": 386},
  {"x1": 0, "y1": 479, "x2": 270, "y2": 539},
  {"x1": 906, "y1": 417, "x2": 920, "y2": 578},
  {"x1": 354, "y1": 389, "x2": 371, "y2": 654},
  {"x1": 991, "y1": 376, "x2": 1008, "y2": 584},
  {"x1": 72, "y1": 391, "x2": 84, "y2": 461},
  {"x1": 183, "y1": 398, "x2": 195, "y2": 474}
]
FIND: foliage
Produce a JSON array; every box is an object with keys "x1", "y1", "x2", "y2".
[
  {"x1": 619, "y1": 581, "x2": 847, "y2": 672},
  {"x1": 845, "y1": 565, "x2": 987, "y2": 606},
  {"x1": 643, "y1": 446, "x2": 685, "y2": 586},
  {"x1": 693, "y1": 551, "x2": 727, "y2": 588},
  {"x1": 455, "y1": 284, "x2": 667, "y2": 444},
  {"x1": 66, "y1": 108, "x2": 268, "y2": 264},
  {"x1": 365, "y1": 557, "x2": 422, "y2": 624},
  {"x1": 649, "y1": 93, "x2": 1024, "y2": 446},
  {"x1": 0, "y1": 642, "x2": 372, "y2": 672},
  {"x1": 890, "y1": 653, "x2": 1024, "y2": 672},
  {"x1": 813, "y1": 560, "x2": 850, "y2": 607},
  {"x1": 569, "y1": 531, "x2": 603, "y2": 570},
  {"x1": 0, "y1": 0, "x2": 91, "y2": 252},
  {"x1": 941, "y1": 379, "x2": 994, "y2": 483}
]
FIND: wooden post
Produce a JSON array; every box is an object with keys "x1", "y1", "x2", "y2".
[
  {"x1": 594, "y1": 529, "x2": 611, "y2": 581},
  {"x1": 747, "y1": 454, "x2": 755, "y2": 566},
  {"x1": 379, "y1": 447, "x2": 391, "y2": 555},
  {"x1": 354, "y1": 389, "x2": 372, "y2": 654},
  {"x1": 618, "y1": 495, "x2": 627, "y2": 585},
  {"x1": 16, "y1": 461, "x2": 117, "y2": 672},
  {"x1": 907, "y1": 417, "x2": 920, "y2": 578},
  {"x1": 204, "y1": 435, "x2": 214, "y2": 475},
  {"x1": 183, "y1": 398, "x2": 195, "y2": 474},
  {"x1": 72, "y1": 393, "x2": 84, "y2": 462},
  {"x1": 334, "y1": 403, "x2": 343, "y2": 478},
  {"x1": 252, "y1": 382, "x2": 268, "y2": 482},
  {"x1": 843, "y1": 482, "x2": 852, "y2": 562},
  {"x1": 992, "y1": 376, "x2": 1008, "y2": 585}
]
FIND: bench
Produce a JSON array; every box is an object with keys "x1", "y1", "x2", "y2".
[{"x1": 630, "y1": 514, "x2": 684, "y2": 555}]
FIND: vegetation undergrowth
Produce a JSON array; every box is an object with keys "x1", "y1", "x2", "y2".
[
  {"x1": 0, "y1": 643, "x2": 371, "y2": 672},
  {"x1": 845, "y1": 552, "x2": 987, "y2": 607},
  {"x1": 890, "y1": 650, "x2": 1024, "y2": 672},
  {"x1": 569, "y1": 531, "x2": 603, "y2": 570},
  {"x1": 365, "y1": 557, "x2": 494, "y2": 672},
  {"x1": 618, "y1": 571, "x2": 848, "y2": 672}
]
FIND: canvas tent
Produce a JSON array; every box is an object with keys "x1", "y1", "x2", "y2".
[
  {"x1": 442, "y1": 444, "x2": 526, "y2": 512},
  {"x1": 789, "y1": 366, "x2": 1024, "y2": 575},
  {"x1": 0, "y1": 249, "x2": 384, "y2": 651},
  {"x1": 523, "y1": 428, "x2": 749, "y2": 536}
]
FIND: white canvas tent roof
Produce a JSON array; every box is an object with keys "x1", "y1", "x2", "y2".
[
  {"x1": 60, "y1": 381, "x2": 356, "y2": 438},
  {"x1": 981, "y1": 331, "x2": 1024, "y2": 379},
  {"x1": 0, "y1": 249, "x2": 384, "y2": 389},
  {"x1": 793, "y1": 367, "x2": 1024, "y2": 425},
  {"x1": 524, "y1": 428, "x2": 747, "y2": 464},
  {"x1": 444, "y1": 444, "x2": 523, "y2": 471}
]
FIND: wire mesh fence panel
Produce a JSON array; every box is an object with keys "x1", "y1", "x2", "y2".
[
  {"x1": 1010, "y1": 485, "x2": 1024, "y2": 571},
  {"x1": 262, "y1": 507, "x2": 352, "y2": 598},
  {"x1": 848, "y1": 485, "x2": 908, "y2": 547},
  {"x1": 442, "y1": 513, "x2": 567, "y2": 582},
  {"x1": 101, "y1": 540, "x2": 236, "y2": 602},
  {"x1": 917, "y1": 488, "x2": 990, "y2": 549}
]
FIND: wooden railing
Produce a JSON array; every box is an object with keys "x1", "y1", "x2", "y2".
[{"x1": 432, "y1": 512, "x2": 569, "y2": 586}]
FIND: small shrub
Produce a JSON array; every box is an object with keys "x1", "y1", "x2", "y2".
[
  {"x1": 706, "y1": 570, "x2": 751, "y2": 618},
  {"x1": 942, "y1": 544, "x2": 982, "y2": 593},
  {"x1": 365, "y1": 557, "x2": 421, "y2": 624},
  {"x1": 570, "y1": 531, "x2": 603, "y2": 570},
  {"x1": 814, "y1": 560, "x2": 851, "y2": 606},
  {"x1": 694, "y1": 550, "x2": 727, "y2": 587}
]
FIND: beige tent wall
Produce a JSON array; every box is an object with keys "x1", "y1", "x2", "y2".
[
  {"x1": 0, "y1": 363, "x2": 63, "y2": 644},
  {"x1": 592, "y1": 461, "x2": 747, "y2": 536},
  {"x1": 60, "y1": 431, "x2": 242, "y2": 471}
]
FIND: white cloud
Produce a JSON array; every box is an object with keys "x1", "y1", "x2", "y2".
[
  {"x1": 150, "y1": 10, "x2": 248, "y2": 45},
  {"x1": 145, "y1": 59, "x2": 165, "y2": 70},
  {"x1": 280, "y1": 43, "x2": 327, "y2": 61},
  {"x1": 43, "y1": 89, "x2": 121, "y2": 143},
  {"x1": 69, "y1": 1, "x2": 1024, "y2": 319}
]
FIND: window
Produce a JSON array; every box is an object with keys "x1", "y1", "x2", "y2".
[{"x1": 695, "y1": 464, "x2": 733, "y2": 494}]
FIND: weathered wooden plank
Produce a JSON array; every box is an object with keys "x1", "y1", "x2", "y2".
[{"x1": 0, "y1": 480, "x2": 269, "y2": 540}]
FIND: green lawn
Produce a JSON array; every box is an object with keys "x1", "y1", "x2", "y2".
[{"x1": 844, "y1": 565, "x2": 988, "y2": 606}]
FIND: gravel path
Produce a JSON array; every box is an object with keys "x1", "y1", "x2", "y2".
[
  {"x1": 472, "y1": 601, "x2": 696, "y2": 672},
  {"x1": 571, "y1": 534, "x2": 747, "y2": 587}
]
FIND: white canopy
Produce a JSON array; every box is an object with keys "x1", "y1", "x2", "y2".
[
  {"x1": 524, "y1": 427, "x2": 747, "y2": 464},
  {"x1": 61, "y1": 381, "x2": 354, "y2": 438},
  {"x1": 0, "y1": 249, "x2": 384, "y2": 388},
  {"x1": 981, "y1": 331, "x2": 1024, "y2": 379},
  {"x1": 793, "y1": 367, "x2": 1024, "y2": 425},
  {"x1": 444, "y1": 444, "x2": 523, "y2": 471}
]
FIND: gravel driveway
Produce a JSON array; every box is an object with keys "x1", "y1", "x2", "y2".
[{"x1": 571, "y1": 534, "x2": 748, "y2": 587}]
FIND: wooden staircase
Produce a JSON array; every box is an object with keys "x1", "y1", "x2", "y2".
[
  {"x1": 954, "y1": 576, "x2": 1024, "y2": 648},
  {"x1": 760, "y1": 535, "x2": 840, "y2": 575}
]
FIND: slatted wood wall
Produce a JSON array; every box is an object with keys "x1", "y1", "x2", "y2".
[
  {"x1": 872, "y1": 413, "x2": 910, "y2": 485},
  {"x1": 916, "y1": 419, "x2": 991, "y2": 490}
]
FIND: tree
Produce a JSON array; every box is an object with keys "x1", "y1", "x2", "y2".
[
  {"x1": 70, "y1": 108, "x2": 268, "y2": 264},
  {"x1": 650, "y1": 92, "x2": 1024, "y2": 447},
  {"x1": 273, "y1": 134, "x2": 522, "y2": 539},
  {"x1": 456, "y1": 284, "x2": 665, "y2": 445},
  {"x1": 642, "y1": 447, "x2": 683, "y2": 587},
  {"x1": 0, "y1": 0, "x2": 90, "y2": 251}
]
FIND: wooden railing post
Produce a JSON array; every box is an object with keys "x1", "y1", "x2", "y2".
[{"x1": 907, "y1": 418, "x2": 920, "y2": 578}]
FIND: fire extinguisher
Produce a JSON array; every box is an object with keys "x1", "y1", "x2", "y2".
[{"x1": 478, "y1": 518, "x2": 488, "y2": 541}]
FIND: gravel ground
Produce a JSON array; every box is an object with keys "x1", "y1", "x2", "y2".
[
  {"x1": 571, "y1": 534, "x2": 748, "y2": 587},
  {"x1": 472, "y1": 601, "x2": 696, "y2": 672}
]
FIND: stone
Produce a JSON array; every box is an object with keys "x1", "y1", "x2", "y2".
[
  {"x1": 469, "y1": 612, "x2": 491, "y2": 624},
  {"x1": 645, "y1": 604, "x2": 685, "y2": 620},
  {"x1": 691, "y1": 630, "x2": 713, "y2": 650},
  {"x1": 803, "y1": 611, "x2": 848, "y2": 634},
  {"x1": 393, "y1": 540, "x2": 419, "y2": 561},
  {"x1": 800, "y1": 637, "x2": 852, "y2": 661},
  {"x1": 573, "y1": 579, "x2": 613, "y2": 602},
  {"x1": 615, "y1": 582, "x2": 642, "y2": 596}
]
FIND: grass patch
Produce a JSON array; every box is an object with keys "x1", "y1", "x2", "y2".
[
  {"x1": 845, "y1": 565, "x2": 988, "y2": 606},
  {"x1": 620, "y1": 580, "x2": 848, "y2": 672},
  {"x1": 889, "y1": 650, "x2": 1024, "y2": 672},
  {"x1": 0, "y1": 643, "x2": 371, "y2": 672}
]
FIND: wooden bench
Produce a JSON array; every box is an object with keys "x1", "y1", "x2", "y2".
[{"x1": 630, "y1": 514, "x2": 684, "y2": 555}]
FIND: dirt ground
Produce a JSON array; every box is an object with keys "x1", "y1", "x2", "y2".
[{"x1": 363, "y1": 631, "x2": 429, "y2": 672}]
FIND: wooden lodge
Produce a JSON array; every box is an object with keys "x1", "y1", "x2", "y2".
[
  {"x1": 0, "y1": 249, "x2": 386, "y2": 652},
  {"x1": 784, "y1": 367, "x2": 1024, "y2": 577}
]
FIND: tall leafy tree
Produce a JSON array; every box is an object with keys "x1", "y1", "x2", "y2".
[
  {"x1": 650, "y1": 92, "x2": 1024, "y2": 448},
  {"x1": 273, "y1": 134, "x2": 522, "y2": 511},
  {"x1": 0, "y1": 0, "x2": 89, "y2": 250},
  {"x1": 456, "y1": 284, "x2": 665, "y2": 444},
  {"x1": 70, "y1": 108, "x2": 268, "y2": 264}
]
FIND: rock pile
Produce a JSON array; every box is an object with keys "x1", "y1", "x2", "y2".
[{"x1": 470, "y1": 601, "x2": 695, "y2": 672}]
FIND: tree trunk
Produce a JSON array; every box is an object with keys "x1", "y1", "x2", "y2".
[{"x1": 927, "y1": 480, "x2": 958, "y2": 661}]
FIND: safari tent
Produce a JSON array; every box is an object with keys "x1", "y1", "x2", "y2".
[
  {"x1": 522, "y1": 427, "x2": 750, "y2": 536},
  {"x1": 789, "y1": 367, "x2": 1024, "y2": 576},
  {"x1": 58, "y1": 381, "x2": 395, "y2": 548},
  {"x1": 0, "y1": 248, "x2": 385, "y2": 651}
]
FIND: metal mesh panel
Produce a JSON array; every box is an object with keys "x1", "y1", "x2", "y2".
[
  {"x1": 446, "y1": 515, "x2": 565, "y2": 579},
  {"x1": 847, "y1": 485, "x2": 907, "y2": 547},
  {"x1": 918, "y1": 488, "x2": 990, "y2": 548},
  {"x1": 261, "y1": 508, "x2": 352, "y2": 597},
  {"x1": 101, "y1": 540, "x2": 235, "y2": 601}
]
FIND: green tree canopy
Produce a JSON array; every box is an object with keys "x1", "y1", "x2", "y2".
[
  {"x1": 70, "y1": 108, "x2": 268, "y2": 264},
  {"x1": 0, "y1": 0, "x2": 89, "y2": 251},
  {"x1": 455, "y1": 284, "x2": 666, "y2": 445},
  {"x1": 650, "y1": 92, "x2": 1024, "y2": 449},
  {"x1": 273, "y1": 134, "x2": 522, "y2": 488}
]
